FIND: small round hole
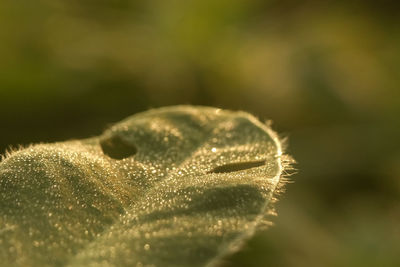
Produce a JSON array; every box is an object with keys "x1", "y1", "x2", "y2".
[{"x1": 100, "y1": 135, "x2": 137, "y2": 160}]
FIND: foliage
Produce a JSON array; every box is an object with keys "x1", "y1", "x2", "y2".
[{"x1": 0, "y1": 106, "x2": 290, "y2": 267}]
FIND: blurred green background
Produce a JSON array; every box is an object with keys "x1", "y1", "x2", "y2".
[{"x1": 1, "y1": 0, "x2": 399, "y2": 266}]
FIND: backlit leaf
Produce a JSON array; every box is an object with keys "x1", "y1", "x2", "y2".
[{"x1": 0, "y1": 106, "x2": 291, "y2": 267}]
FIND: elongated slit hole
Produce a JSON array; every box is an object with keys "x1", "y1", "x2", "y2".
[{"x1": 209, "y1": 160, "x2": 266, "y2": 173}]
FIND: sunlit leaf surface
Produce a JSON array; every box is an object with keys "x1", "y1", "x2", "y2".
[{"x1": 0, "y1": 106, "x2": 289, "y2": 267}]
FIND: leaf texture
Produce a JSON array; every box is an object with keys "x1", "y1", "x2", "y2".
[{"x1": 0, "y1": 106, "x2": 289, "y2": 267}]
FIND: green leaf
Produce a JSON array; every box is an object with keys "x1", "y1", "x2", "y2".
[{"x1": 0, "y1": 106, "x2": 290, "y2": 267}]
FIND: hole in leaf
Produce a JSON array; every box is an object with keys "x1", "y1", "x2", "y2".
[
  {"x1": 100, "y1": 135, "x2": 137, "y2": 160},
  {"x1": 209, "y1": 160, "x2": 266, "y2": 173}
]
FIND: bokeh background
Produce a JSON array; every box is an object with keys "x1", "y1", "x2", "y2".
[{"x1": 1, "y1": 0, "x2": 399, "y2": 266}]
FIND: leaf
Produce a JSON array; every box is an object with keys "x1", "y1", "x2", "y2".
[{"x1": 0, "y1": 106, "x2": 291, "y2": 267}]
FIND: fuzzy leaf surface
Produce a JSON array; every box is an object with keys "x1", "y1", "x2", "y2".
[{"x1": 0, "y1": 106, "x2": 286, "y2": 267}]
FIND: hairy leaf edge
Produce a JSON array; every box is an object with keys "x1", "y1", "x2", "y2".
[{"x1": 205, "y1": 117, "x2": 296, "y2": 267}]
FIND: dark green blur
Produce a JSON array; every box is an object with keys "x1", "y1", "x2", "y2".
[{"x1": 1, "y1": 0, "x2": 399, "y2": 266}]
